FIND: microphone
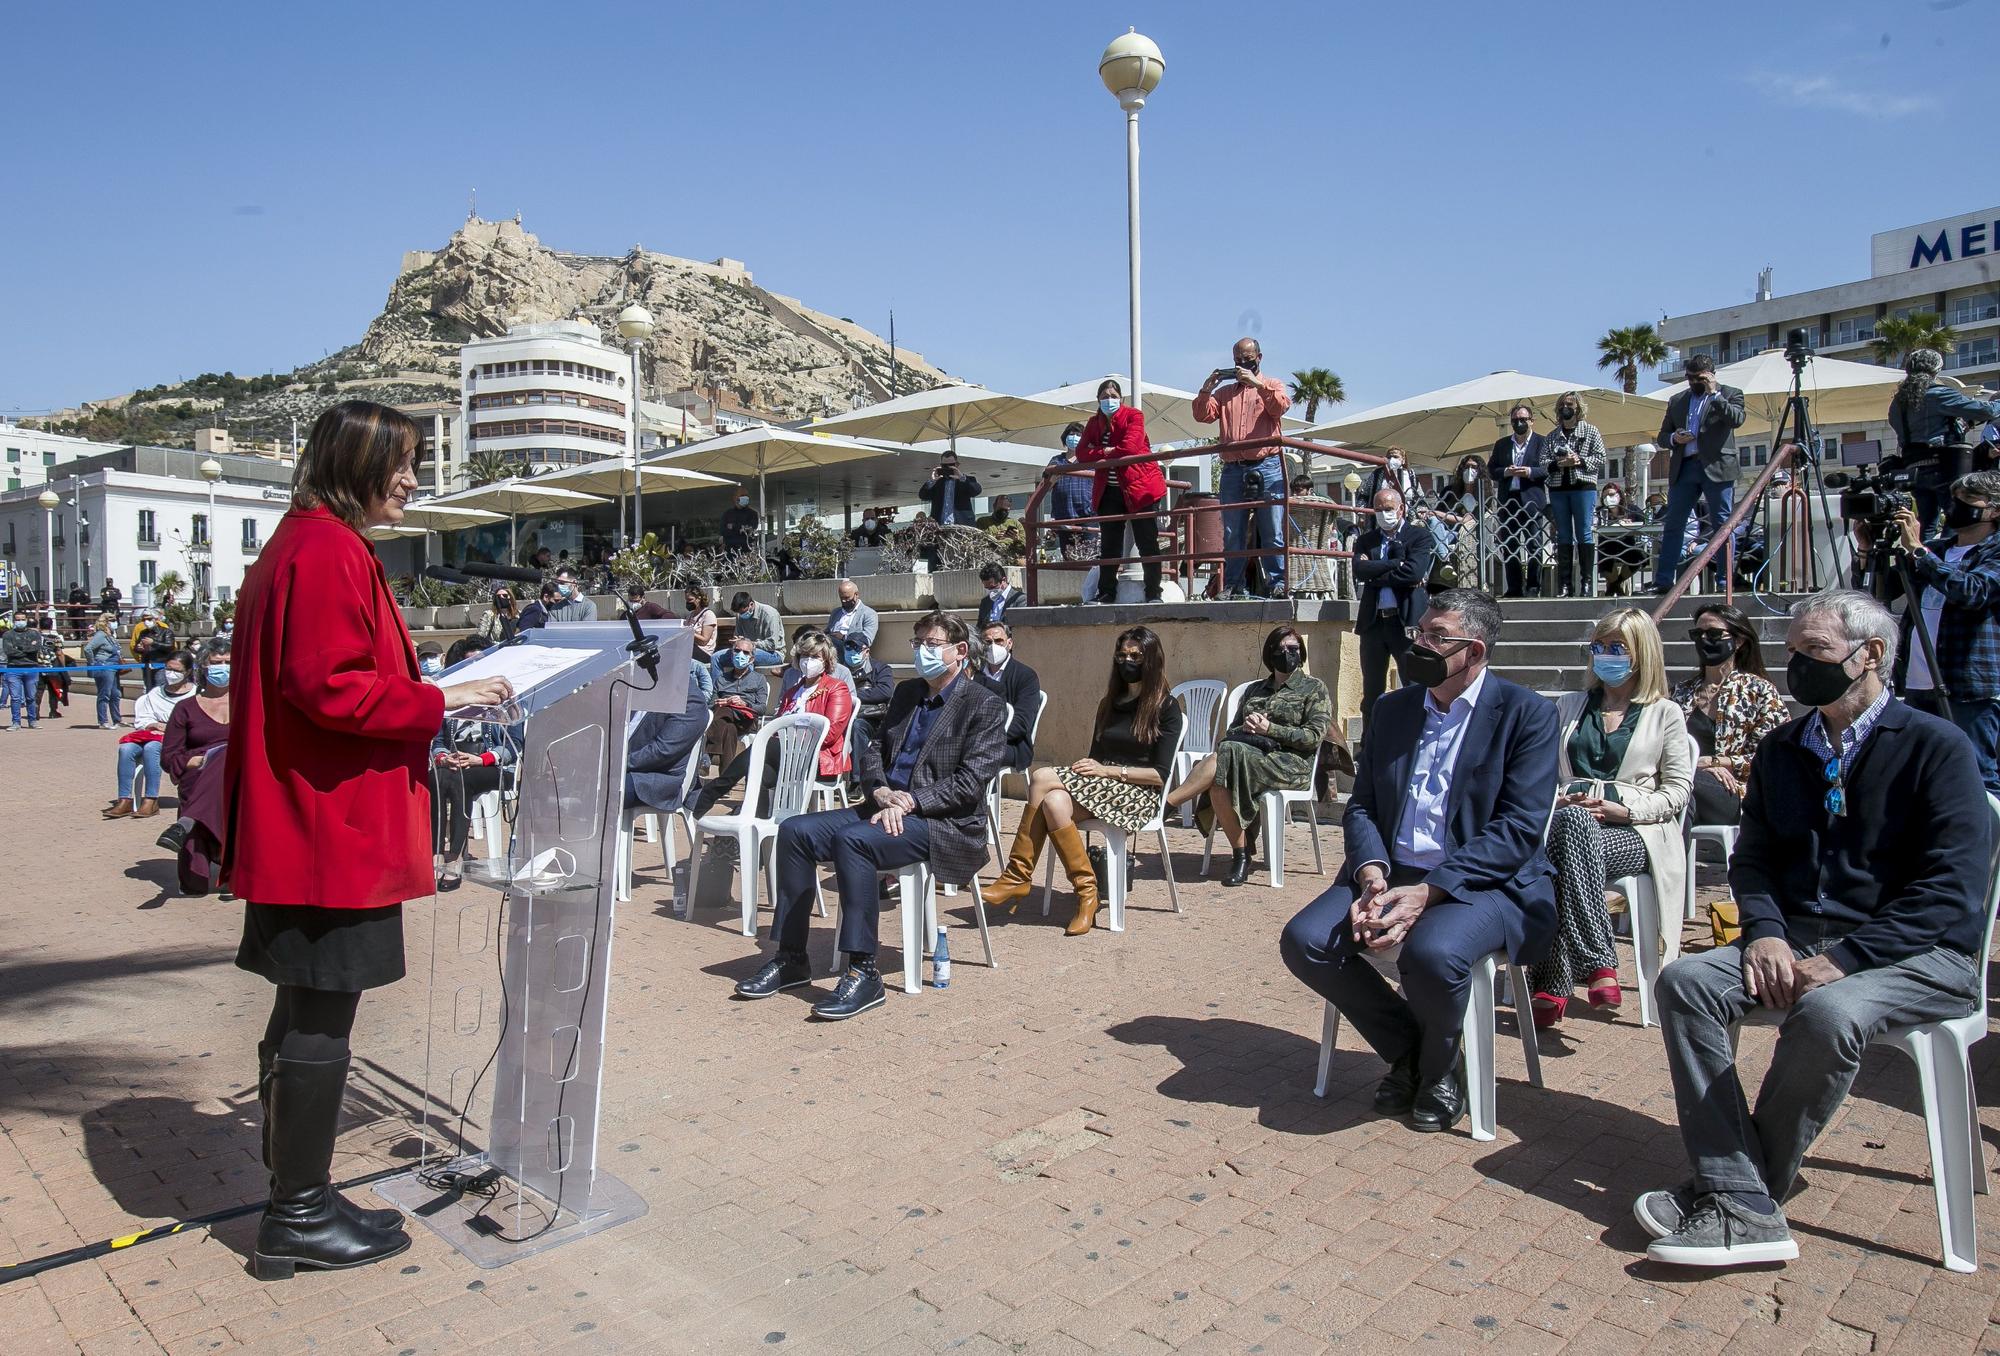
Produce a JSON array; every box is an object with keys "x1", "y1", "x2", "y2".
[
  {"x1": 456, "y1": 562, "x2": 545, "y2": 585},
  {"x1": 423, "y1": 565, "x2": 474, "y2": 586},
  {"x1": 626, "y1": 611, "x2": 660, "y2": 681}
]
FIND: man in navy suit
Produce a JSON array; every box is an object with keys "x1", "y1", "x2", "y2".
[
  {"x1": 1280, "y1": 589, "x2": 1558, "y2": 1132},
  {"x1": 1351, "y1": 485, "x2": 1434, "y2": 741},
  {"x1": 1650, "y1": 354, "x2": 1747, "y2": 593},
  {"x1": 1488, "y1": 401, "x2": 1549, "y2": 597}
]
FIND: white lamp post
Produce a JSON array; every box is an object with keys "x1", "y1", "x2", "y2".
[
  {"x1": 1631, "y1": 443, "x2": 1656, "y2": 505},
  {"x1": 199, "y1": 458, "x2": 223, "y2": 617},
  {"x1": 1098, "y1": 28, "x2": 1164, "y2": 401},
  {"x1": 616, "y1": 303, "x2": 656, "y2": 549},
  {"x1": 36, "y1": 488, "x2": 59, "y2": 616}
]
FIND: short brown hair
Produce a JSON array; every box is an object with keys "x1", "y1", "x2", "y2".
[
  {"x1": 913, "y1": 610, "x2": 968, "y2": 647},
  {"x1": 292, "y1": 401, "x2": 421, "y2": 530}
]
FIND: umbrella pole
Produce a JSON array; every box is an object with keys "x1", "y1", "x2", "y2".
[{"x1": 758, "y1": 449, "x2": 768, "y2": 557}]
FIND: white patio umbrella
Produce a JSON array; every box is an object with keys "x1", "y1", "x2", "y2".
[
  {"x1": 430, "y1": 477, "x2": 610, "y2": 556},
  {"x1": 1027, "y1": 375, "x2": 1310, "y2": 446},
  {"x1": 807, "y1": 385, "x2": 1078, "y2": 451},
  {"x1": 534, "y1": 459, "x2": 733, "y2": 545},
  {"x1": 648, "y1": 425, "x2": 898, "y2": 545},
  {"x1": 1304, "y1": 370, "x2": 1665, "y2": 466},
  {"x1": 1643, "y1": 349, "x2": 1904, "y2": 434},
  {"x1": 396, "y1": 502, "x2": 505, "y2": 533}
]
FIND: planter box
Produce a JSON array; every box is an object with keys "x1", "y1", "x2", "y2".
[
  {"x1": 731, "y1": 582, "x2": 784, "y2": 610},
  {"x1": 645, "y1": 590, "x2": 680, "y2": 614},
  {"x1": 930, "y1": 566, "x2": 1024, "y2": 611},
  {"x1": 435, "y1": 605, "x2": 470, "y2": 629},
  {"x1": 1030, "y1": 567, "x2": 1086, "y2": 605},
  {"x1": 402, "y1": 606, "x2": 438, "y2": 630},
  {"x1": 858, "y1": 573, "x2": 934, "y2": 613},
  {"x1": 782, "y1": 578, "x2": 844, "y2": 617}
]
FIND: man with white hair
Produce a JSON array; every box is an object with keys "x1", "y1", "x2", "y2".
[{"x1": 1636, "y1": 588, "x2": 1991, "y2": 1267}]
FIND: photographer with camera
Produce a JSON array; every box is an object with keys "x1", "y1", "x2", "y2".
[
  {"x1": 1866, "y1": 470, "x2": 2000, "y2": 793},
  {"x1": 1195, "y1": 338, "x2": 1295, "y2": 600},
  {"x1": 1650, "y1": 355, "x2": 1747, "y2": 596},
  {"x1": 917, "y1": 451, "x2": 983, "y2": 527},
  {"x1": 1885, "y1": 348, "x2": 2000, "y2": 532}
]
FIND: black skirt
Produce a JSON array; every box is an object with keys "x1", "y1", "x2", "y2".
[{"x1": 236, "y1": 902, "x2": 406, "y2": 992}]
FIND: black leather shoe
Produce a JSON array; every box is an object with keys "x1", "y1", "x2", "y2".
[
  {"x1": 1372, "y1": 1053, "x2": 1420, "y2": 1115},
  {"x1": 156, "y1": 821, "x2": 190, "y2": 853},
  {"x1": 811, "y1": 966, "x2": 885, "y2": 1020},
  {"x1": 1221, "y1": 849, "x2": 1253, "y2": 887},
  {"x1": 1409, "y1": 1066, "x2": 1467, "y2": 1133},
  {"x1": 734, "y1": 954, "x2": 814, "y2": 999}
]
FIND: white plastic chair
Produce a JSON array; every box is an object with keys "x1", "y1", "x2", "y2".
[
  {"x1": 1315, "y1": 949, "x2": 1544, "y2": 1143},
  {"x1": 1616, "y1": 733, "x2": 1701, "y2": 1029},
  {"x1": 615, "y1": 712, "x2": 712, "y2": 903},
  {"x1": 1167, "y1": 680, "x2": 1226, "y2": 827},
  {"x1": 1729, "y1": 795, "x2": 2000, "y2": 1273},
  {"x1": 1038, "y1": 725, "x2": 1186, "y2": 932},
  {"x1": 1197, "y1": 681, "x2": 1326, "y2": 888},
  {"x1": 1688, "y1": 822, "x2": 1738, "y2": 921},
  {"x1": 684, "y1": 712, "x2": 827, "y2": 936},
  {"x1": 467, "y1": 787, "x2": 507, "y2": 860},
  {"x1": 985, "y1": 692, "x2": 1053, "y2": 846}
]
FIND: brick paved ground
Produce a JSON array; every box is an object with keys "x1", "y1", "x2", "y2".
[{"x1": 4, "y1": 720, "x2": 1999, "y2": 1354}]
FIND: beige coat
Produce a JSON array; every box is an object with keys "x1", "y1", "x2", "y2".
[{"x1": 1554, "y1": 690, "x2": 1694, "y2": 916}]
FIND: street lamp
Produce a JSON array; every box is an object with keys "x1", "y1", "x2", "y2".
[
  {"x1": 1098, "y1": 27, "x2": 1164, "y2": 400},
  {"x1": 199, "y1": 458, "x2": 222, "y2": 617},
  {"x1": 616, "y1": 302, "x2": 656, "y2": 549},
  {"x1": 37, "y1": 488, "x2": 58, "y2": 616}
]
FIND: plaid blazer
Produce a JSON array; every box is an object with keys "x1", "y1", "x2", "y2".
[{"x1": 857, "y1": 674, "x2": 1007, "y2": 886}]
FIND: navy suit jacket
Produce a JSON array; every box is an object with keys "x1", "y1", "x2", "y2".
[
  {"x1": 1350, "y1": 520, "x2": 1434, "y2": 633},
  {"x1": 1342, "y1": 673, "x2": 1560, "y2": 963},
  {"x1": 1488, "y1": 433, "x2": 1549, "y2": 509},
  {"x1": 625, "y1": 707, "x2": 708, "y2": 813}
]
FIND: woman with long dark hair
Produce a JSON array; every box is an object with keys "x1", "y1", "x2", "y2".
[
  {"x1": 224, "y1": 402, "x2": 511, "y2": 1281},
  {"x1": 982, "y1": 625, "x2": 1183, "y2": 934},
  {"x1": 1075, "y1": 379, "x2": 1167, "y2": 604},
  {"x1": 1669, "y1": 603, "x2": 1785, "y2": 827}
]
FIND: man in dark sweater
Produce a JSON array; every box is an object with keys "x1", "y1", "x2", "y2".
[
  {"x1": 970, "y1": 619, "x2": 1041, "y2": 772},
  {"x1": 1638, "y1": 588, "x2": 1992, "y2": 1269}
]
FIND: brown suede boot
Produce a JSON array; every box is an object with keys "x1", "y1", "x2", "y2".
[
  {"x1": 103, "y1": 798, "x2": 134, "y2": 819},
  {"x1": 980, "y1": 804, "x2": 1047, "y2": 911},
  {"x1": 134, "y1": 798, "x2": 160, "y2": 819},
  {"x1": 1050, "y1": 824, "x2": 1100, "y2": 936}
]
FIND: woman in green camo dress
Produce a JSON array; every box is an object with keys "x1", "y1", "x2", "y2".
[{"x1": 1164, "y1": 624, "x2": 1331, "y2": 887}]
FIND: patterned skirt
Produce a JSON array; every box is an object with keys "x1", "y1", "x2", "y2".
[{"x1": 1055, "y1": 768, "x2": 1157, "y2": 833}]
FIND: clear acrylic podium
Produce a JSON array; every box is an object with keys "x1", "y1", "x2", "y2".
[{"x1": 375, "y1": 622, "x2": 694, "y2": 1266}]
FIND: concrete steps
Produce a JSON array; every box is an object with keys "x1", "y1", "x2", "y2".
[{"x1": 1487, "y1": 592, "x2": 1807, "y2": 702}]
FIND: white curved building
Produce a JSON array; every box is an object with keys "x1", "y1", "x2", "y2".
[{"x1": 461, "y1": 320, "x2": 633, "y2": 473}]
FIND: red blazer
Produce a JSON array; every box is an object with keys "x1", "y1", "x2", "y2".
[
  {"x1": 777, "y1": 674, "x2": 855, "y2": 778},
  {"x1": 1075, "y1": 405, "x2": 1165, "y2": 508},
  {"x1": 222, "y1": 506, "x2": 446, "y2": 909}
]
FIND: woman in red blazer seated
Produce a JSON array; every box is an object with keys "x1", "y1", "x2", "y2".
[
  {"x1": 223, "y1": 402, "x2": 510, "y2": 1282},
  {"x1": 1075, "y1": 378, "x2": 1166, "y2": 603},
  {"x1": 693, "y1": 629, "x2": 854, "y2": 817}
]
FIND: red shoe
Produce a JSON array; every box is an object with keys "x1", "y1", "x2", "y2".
[
  {"x1": 1586, "y1": 967, "x2": 1622, "y2": 1009},
  {"x1": 1531, "y1": 993, "x2": 1566, "y2": 1028}
]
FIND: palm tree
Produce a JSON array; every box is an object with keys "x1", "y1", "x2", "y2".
[
  {"x1": 466, "y1": 451, "x2": 511, "y2": 487},
  {"x1": 1595, "y1": 324, "x2": 1669, "y2": 394},
  {"x1": 1870, "y1": 312, "x2": 1958, "y2": 367},
  {"x1": 1288, "y1": 368, "x2": 1346, "y2": 423}
]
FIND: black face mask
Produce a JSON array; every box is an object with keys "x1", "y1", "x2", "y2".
[
  {"x1": 1271, "y1": 648, "x2": 1303, "y2": 674},
  {"x1": 1786, "y1": 644, "x2": 1864, "y2": 708},
  {"x1": 1946, "y1": 499, "x2": 1987, "y2": 531},
  {"x1": 1400, "y1": 642, "x2": 1454, "y2": 689},
  {"x1": 1693, "y1": 632, "x2": 1738, "y2": 666},
  {"x1": 1511, "y1": 417, "x2": 1530, "y2": 435},
  {"x1": 1237, "y1": 356, "x2": 1260, "y2": 374},
  {"x1": 1114, "y1": 658, "x2": 1144, "y2": 683}
]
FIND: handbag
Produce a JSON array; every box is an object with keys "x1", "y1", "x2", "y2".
[{"x1": 1222, "y1": 730, "x2": 1280, "y2": 754}]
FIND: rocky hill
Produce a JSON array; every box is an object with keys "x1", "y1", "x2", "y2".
[{"x1": 35, "y1": 216, "x2": 950, "y2": 447}]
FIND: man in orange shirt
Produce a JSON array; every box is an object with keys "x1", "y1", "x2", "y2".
[{"x1": 1194, "y1": 338, "x2": 1294, "y2": 599}]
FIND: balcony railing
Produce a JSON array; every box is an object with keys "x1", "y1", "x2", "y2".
[
  {"x1": 241, "y1": 539, "x2": 262, "y2": 556},
  {"x1": 135, "y1": 532, "x2": 159, "y2": 548}
]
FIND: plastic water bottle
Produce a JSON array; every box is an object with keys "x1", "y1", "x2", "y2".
[{"x1": 931, "y1": 928, "x2": 951, "y2": 989}]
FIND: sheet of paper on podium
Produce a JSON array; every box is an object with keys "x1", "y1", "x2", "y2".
[{"x1": 442, "y1": 644, "x2": 592, "y2": 713}]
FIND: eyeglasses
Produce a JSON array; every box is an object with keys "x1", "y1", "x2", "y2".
[
  {"x1": 1687, "y1": 628, "x2": 1731, "y2": 643},
  {"x1": 1406, "y1": 629, "x2": 1475, "y2": 650},
  {"x1": 1587, "y1": 642, "x2": 1629, "y2": 657},
  {"x1": 1821, "y1": 754, "x2": 1846, "y2": 817}
]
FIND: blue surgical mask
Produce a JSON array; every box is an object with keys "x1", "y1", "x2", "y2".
[
  {"x1": 1098, "y1": 398, "x2": 1119, "y2": 418},
  {"x1": 421, "y1": 657, "x2": 442, "y2": 676},
  {"x1": 1063, "y1": 434, "x2": 1081, "y2": 452},
  {"x1": 205, "y1": 664, "x2": 231, "y2": 688},
  {"x1": 1591, "y1": 655, "x2": 1634, "y2": 686},
  {"x1": 914, "y1": 643, "x2": 953, "y2": 679},
  {"x1": 844, "y1": 646, "x2": 866, "y2": 668},
  {"x1": 729, "y1": 651, "x2": 751, "y2": 670},
  {"x1": 737, "y1": 611, "x2": 755, "y2": 625}
]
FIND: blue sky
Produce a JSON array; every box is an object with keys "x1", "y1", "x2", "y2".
[{"x1": 2, "y1": 0, "x2": 1983, "y2": 418}]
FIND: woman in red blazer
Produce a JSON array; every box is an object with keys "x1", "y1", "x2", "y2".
[
  {"x1": 692, "y1": 630, "x2": 855, "y2": 817},
  {"x1": 1074, "y1": 378, "x2": 1166, "y2": 603},
  {"x1": 223, "y1": 402, "x2": 510, "y2": 1282}
]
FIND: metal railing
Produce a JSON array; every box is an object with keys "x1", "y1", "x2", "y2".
[
  {"x1": 1022, "y1": 436, "x2": 1383, "y2": 605},
  {"x1": 1649, "y1": 441, "x2": 1804, "y2": 620}
]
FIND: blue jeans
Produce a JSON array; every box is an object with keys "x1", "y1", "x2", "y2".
[
  {"x1": 712, "y1": 648, "x2": 782, "y2": 690},
  {"x1": 1906, "y1": 692, "x2": 2000, "y2": 795},
  {"x1": 1549, "y1": 489, "x2": 1598, "y2": 546},
  {"x1": 4, "y1": 670, "x2": 35, "y2": 726},
  {"x1": 1220, "y1": 457, "x2": 1287, "y2": 593},
  {"x1": 1653, "y1": 460, "x2": 1734, "y2": 589},
  {"x1": 118, "y1": 740, "x2": 163, "y2": 799},
  {"x1": 772, "y1": 805, "x2": 933, "y2": 959},
  {"x1": 95, "y1": 669, "x2": 121, "y2": 725}
]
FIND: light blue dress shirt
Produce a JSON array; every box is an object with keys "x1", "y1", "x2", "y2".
[{"x1": 1387, "y1": 667, "x2": 1489, "y2": 871}]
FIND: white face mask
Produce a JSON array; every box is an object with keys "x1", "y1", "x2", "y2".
[
  {"x1": 798, "y1": 657, "x2": 825, "y2": 680},
  {"x1": 985, "y1": 644, "x2": 1010, "y2": 667},
  {"x1": 1461, "y1": 469, "x2": 1478, "y2": 486},
  {"x1": 1387, "y1": 458, "x2": 1402, "y2": 471},
  {"x1": 1377, "y1": 511, "x2": 1401, "y2": 532},
  {"x1": 1605, "y1": 494, "x2": 1621, "y2": 507},
  {"x1": 862, "y1": 517, "x2": 876, "y2": 529}
]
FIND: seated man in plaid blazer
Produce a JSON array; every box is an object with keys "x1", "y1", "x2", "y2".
[{"x1": 736, "y1": 611, "x2": 1006, "y2": 1020}]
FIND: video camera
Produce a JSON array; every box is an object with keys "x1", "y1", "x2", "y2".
[{"x1": 1830, "y1": 462, "x2": 1918, "y2": 533}]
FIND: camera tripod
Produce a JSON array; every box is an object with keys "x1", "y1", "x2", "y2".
[
  {"x1": 1867, "y1": 537, "x2": 1953, "y2": 722},
  {"x1": 1768, "y1": 356, "x2": 1846, "y2": 593}
]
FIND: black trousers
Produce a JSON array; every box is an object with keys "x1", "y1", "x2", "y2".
[
  {"x1": 1357, "y1": 619, "x2": 1413, "y2": 738},
  {"x1": 430, "y1": 763, "x2": 506, "y2": 858},
  {"x1": 1097, "y1": 483, "x2": 1163, "y2": 601},
  {"x1": 261, "y1": 984, "x2": 361, "y2": 1063}
]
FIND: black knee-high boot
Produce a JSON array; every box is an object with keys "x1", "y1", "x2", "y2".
[
  {"x1": 257, "y1": 1042, "x2": 400, "y2": 1233},
  {"x1": 251, "y1": 1055, "x2": 409, "y2": 1281},
  {"x1": 1556, "y1": 546, "x2": 1574, "y2": 598},
  {"x1": 1577, "y1": 543, "x2": 1597, "y2": 598}
]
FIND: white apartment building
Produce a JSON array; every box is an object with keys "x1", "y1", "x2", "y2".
[
  {"x1": 0, "y1": 423, "x2": 128, "y2": 491},
  {"x1": 460, "y1": 321, "x2": 635, "y2": 475},
  {"x1": 0, "y1": 446, "x2": 295, "y2": 608}
]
